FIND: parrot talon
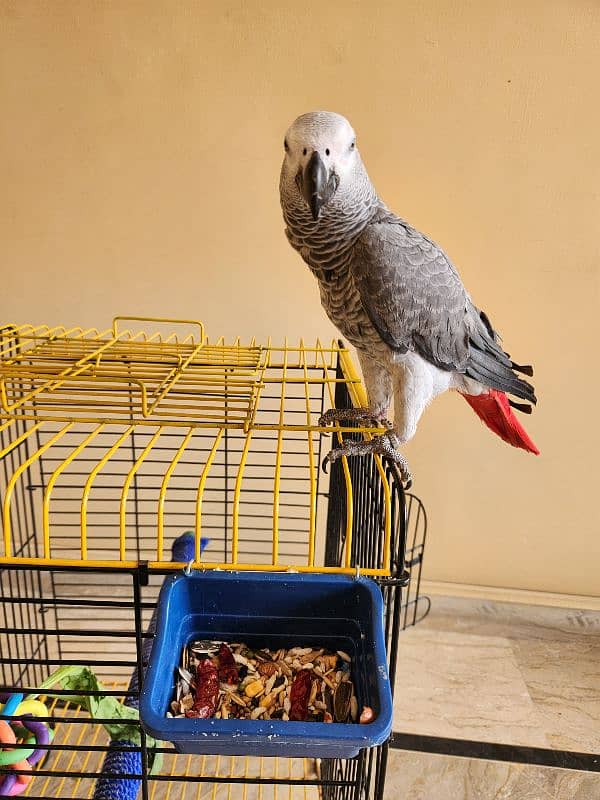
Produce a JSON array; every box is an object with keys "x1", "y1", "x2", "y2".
[
  {"x1": 321, "y1": 447, "x2": 345, "y2": 474},
  {"x1": 320, "y1": 433, "x2": 412, "y2": 487},
  {"x1": 318, "y1": 408, "x2": 412, "y2": 485},
  {"x1": 318, "y1": 407, "x2": 393, "y2": 430}
]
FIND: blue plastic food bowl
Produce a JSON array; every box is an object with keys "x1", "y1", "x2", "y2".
[{"x1": 140, "y1": 570, "x2": 393, "y2": 757}]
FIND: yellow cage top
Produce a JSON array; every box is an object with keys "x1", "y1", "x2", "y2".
[{"x1": 0, "y1": 317, "x2": 393, "y2": 575}]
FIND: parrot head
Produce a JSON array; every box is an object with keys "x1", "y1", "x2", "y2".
[{"x1": 280, "y1": 111, "x2": 363, "y2": 221}]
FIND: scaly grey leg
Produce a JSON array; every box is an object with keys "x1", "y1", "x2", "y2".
[{"x1": 318, "y1": 407, "x2": 412, "y2": 487}]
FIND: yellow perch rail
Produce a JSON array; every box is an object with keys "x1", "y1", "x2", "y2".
[{"x1": 0, "y1": 317, "x2": 392, "y2": 575}]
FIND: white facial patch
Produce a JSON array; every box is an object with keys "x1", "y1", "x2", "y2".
[{"x1": 284, "y1": 111, "x2": 356, "y2": 165}]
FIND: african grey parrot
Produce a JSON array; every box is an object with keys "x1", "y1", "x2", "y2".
[{"x1": 279, "y1": 111, "x2": 538, "y2": 485}]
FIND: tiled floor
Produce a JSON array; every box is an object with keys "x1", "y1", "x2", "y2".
[
  {"x1": 16, "y1": 595, "x2": 600, "y2": 799},
  {"x1": 394, "y1": 627, "x2": 547, "y2": 746},
  {"x1": 385, "y1": 749, "x2": 599, "y2": 800},
  {"x1": 387, "y1": 595, "x2": 600, "y2": 798}
]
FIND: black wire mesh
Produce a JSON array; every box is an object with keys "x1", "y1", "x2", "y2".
[
  {"x1": 0, "y1": 344, "x2": 428, "y2": 800},
  {"x1": 319, "y1": 348, "x2": 429, "y2": 800}
]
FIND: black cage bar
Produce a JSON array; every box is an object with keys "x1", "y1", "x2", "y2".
[{"x1": 0, "y1": 342, "x2": 428, "y2": 800}]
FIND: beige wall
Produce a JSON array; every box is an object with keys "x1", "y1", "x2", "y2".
[{"x1": 2, "y1": 1, "x2": 599, "y2": 597}]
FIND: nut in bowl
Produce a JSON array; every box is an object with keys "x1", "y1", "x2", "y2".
[{"x1": 170, "y1": 640, "x2": 375, "y2": 725}]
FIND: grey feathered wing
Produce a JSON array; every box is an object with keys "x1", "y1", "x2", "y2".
[{"x1": 351, "y1": 210, "x2": 536, "y2": 407}]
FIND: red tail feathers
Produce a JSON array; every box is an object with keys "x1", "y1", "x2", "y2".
[{"x1": 461, "y1": 390, "x2": 540, "y2": 455}]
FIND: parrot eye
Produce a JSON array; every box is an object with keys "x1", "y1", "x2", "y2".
[
  {"x1": 284, "y1": 139, "x2": 289, "y2": 152},
  {"x1": 350, "y1": 141, "x2": 355, "y2": 150},
  {"x1": 325, "y1": 148, "x2": 330, "y2": 156},
  {"x1": 303, "y1": 148, "x2": 307, "y2": 156}
]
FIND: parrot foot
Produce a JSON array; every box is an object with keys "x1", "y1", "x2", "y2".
[
  {"x1": 318, "y1": 409, "x2": 412, "y2": 488},
  {"x1": 318, "y1": 407, "x2": 393, "y2": 430}
]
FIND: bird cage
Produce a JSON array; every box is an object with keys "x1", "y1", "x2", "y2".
[{"x1": 0, "y1": 317, "x2": 428, "y2": 800}]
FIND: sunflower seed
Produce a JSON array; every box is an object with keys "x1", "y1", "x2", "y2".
[{"x1": 334, "y1": 680, "x2": 353, "y2": 722}]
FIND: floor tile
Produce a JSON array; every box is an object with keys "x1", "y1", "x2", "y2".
[
  {"x1": 385, "y1": 749, "x2": 600, "y2": 800},
  {"x1": 418, "y1": 596, "x2": 600, "y2": 643},
  {"x1": 394, "y1": 627, "x2": 548, "y2": 746},
  {"x1": 512, "y1": 638, "x2": 600, "y2": 752},
  {"x1": 394, "y1": 595, "x2": 600, "y2": 752}
]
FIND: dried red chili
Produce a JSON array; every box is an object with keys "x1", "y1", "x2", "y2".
[
  {"x1": 186, "y1": 658, "x2": 219, "y2": 718},
  {"x1": 289, "y1": 669, "x2": 312, "y2": 721},
  {"x1": 217, "y1": 643, "x2": 239, "y2": 685}
]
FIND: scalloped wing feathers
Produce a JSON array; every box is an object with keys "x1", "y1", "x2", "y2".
[{"x1": 351, "y1": 209, "x2": 536, "y2": 405}]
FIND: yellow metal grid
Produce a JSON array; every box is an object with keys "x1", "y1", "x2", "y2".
[
  {"x1": 24, "y1": 693, "x2": 319, "y2": 800},
  {"x1": 0, "y1": 318, "x2": 266, "y2": 428},
  {"x1": 0, "y1": 317, "x2": 392, "y2": 576}
]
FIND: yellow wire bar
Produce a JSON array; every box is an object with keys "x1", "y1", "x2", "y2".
[
  {"x1": 119, "y1": 427, "x2": 163, "y2": 560},
  {"x1": 316, "y1": 342, "x2": 354, "y2": 569},
  {"x1": 26, "y1": 691, "x2": 320, "y2": 799},
  {"x1": 271, "y1": 342, "x2": 288, "y2": 565},
  {"x1": 0, "y1": 327, "x2": 142, "y2": 413},
  {"x1": 301, "y1": 340, "x2": 317, "y2": 567},
  {"x1": 0, "y1": 418, "x2": 16, "y2": 437},
  {"x1": 3, "y1": 422, "x2": 73, "y2": 558},
  {"x1": 0, "y1": 420, "x2": 43, "y2": 460},
  {"x1": 112, "y1": 315, "x2": 205, "y2": 343},
  {"x1": 338, "y1": 348, "x2": 393, "y2": 572},
  {"x1": 144, "y1": 344, "x2": 205, "y2": 415},
  {"x1": 80, "y1": 425, "x2": 135, "y2": 560},
  {"x1": 0, "y1": 319, "x2": 267, "y2": 428},
  {"x1": 0, "y1": 318, "x2": 394, "y2": 575},
  {"x1": 43, "y1": 424, "x2": 106, "y2": 559},
  {"x1": 157, "y1": 427, "x2": 195, "y2": 562},
  {"x1": 0, "y1": 555, "x2": 391, "y2": 575},
  {"x1": 0, "y1": 324, "x2": 104, "y2": 360},
  {"x1": 195, "y1": 429, "x2": 224, "y2": 561},
  {"x1": 231, "y1": 431, "x2": 254, "y2": 564}
]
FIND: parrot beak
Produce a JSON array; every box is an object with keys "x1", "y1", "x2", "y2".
[{"x1": 301, "y1": 151, "x2": 338, "y2": 221}]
